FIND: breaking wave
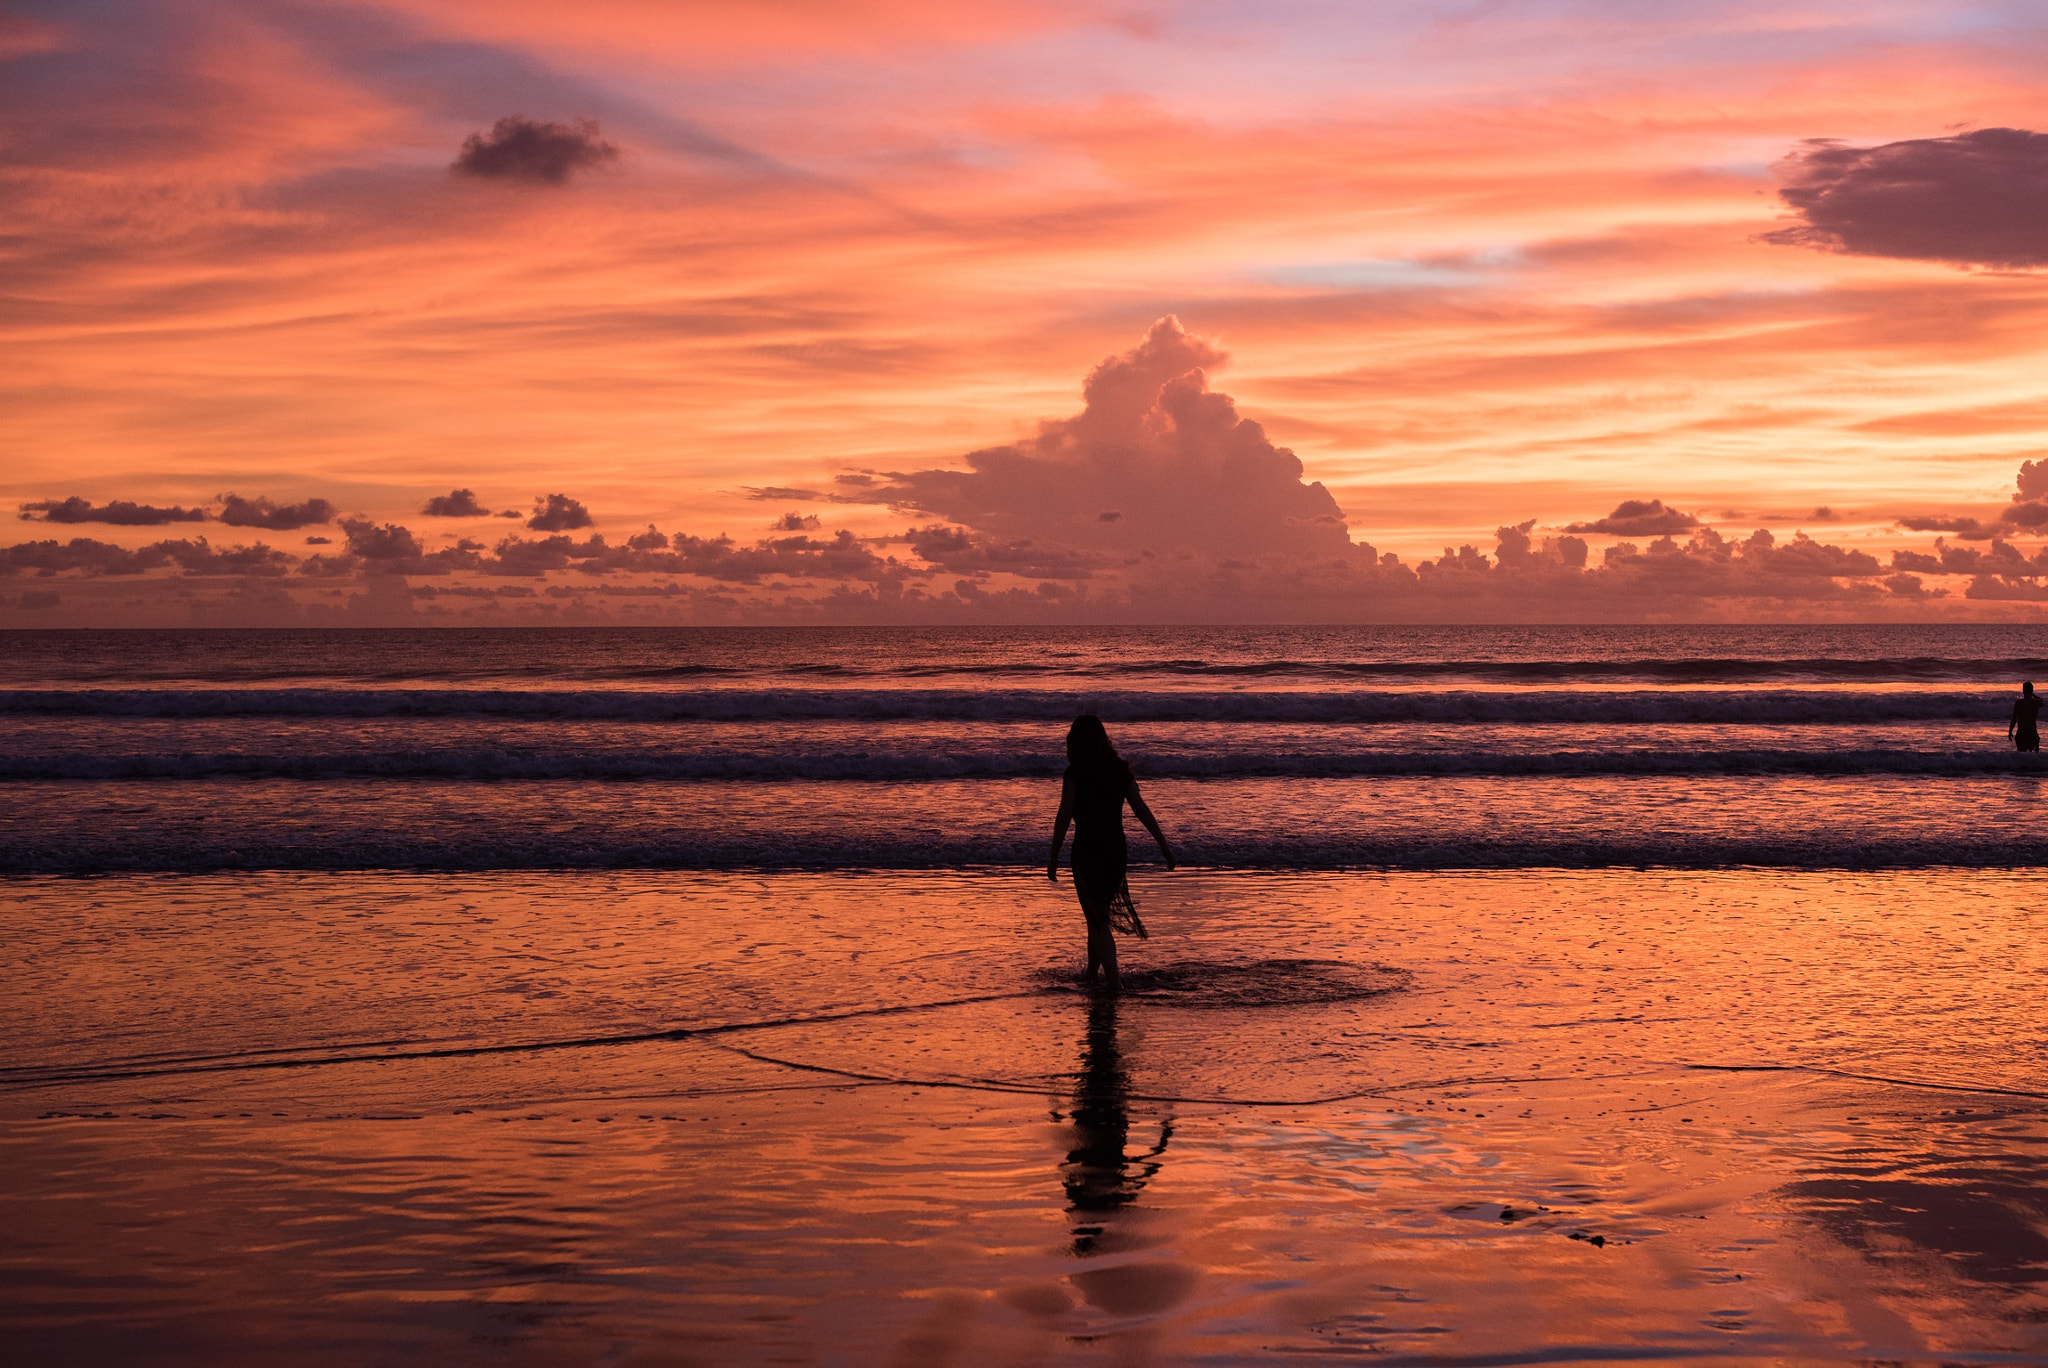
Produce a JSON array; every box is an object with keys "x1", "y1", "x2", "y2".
[
  {"x1": 0, "y1": 686, "x2": 2015, "y2": 724},
  {"x1": 5, "y1": 745, "x2": 2044, "y2": 781}
]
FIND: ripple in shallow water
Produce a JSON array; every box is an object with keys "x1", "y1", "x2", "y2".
[{"x1": 1036, "y1": 958, "x2": 1412, "y2": 1007}]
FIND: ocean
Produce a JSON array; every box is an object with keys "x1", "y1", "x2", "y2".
[
  {"x1": 3, "y1": 623, "x2": 2046, "y2": 871},
  {"x1": 6, "y1": 625, "x2": 2048, "y2": 1364}
]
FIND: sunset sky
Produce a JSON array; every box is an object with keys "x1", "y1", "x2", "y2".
[{"x1": 5, "y1": 0, "x2": 2048, "y2": 623}]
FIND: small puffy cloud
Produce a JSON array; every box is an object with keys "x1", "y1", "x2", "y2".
[
  {"x1": 906, "y1": 524, "x2": 1102, "y2": 580},
  {"x1": 218, "y1": 494, "x2": 336, "y2": 530},
  {"x1": 155, "y1": 538, "x2": 294, "y2": 577},
  {"x1": 19, "y1": 496, "x2": 206, "y2": 526},
  {"x1": 342, "y1": 519, "x2": 424, "y2": 561},
  {"x1": 4, "y1": 537, "x2": 168, "y2": 576},
  {"x1": 528, "y1": 494, "x2": 594, "y2": 531},
  {"x1": 422, "y1": 488, "x2": 493, "y2": 517},
  {"x1": 1884, "y1": 573, "x2": 1939, "y2": 599},
  {"x1": 452, "y1": 116, "x2": 619, "y2": 184},
  {"x1": 1899, "y1": 513, "x2": 1997, "y2": 540},
  {"x1": 862, "y1": 317, "x2": 1351, "y2": 559},
  {"x1": 1966, "y1": 576, "x2": 2048, "y2": 602},
  {"x1": 1891, "y1": 549, "x2": 1943, "y2": 574},
  {"x1": 1764, "y1": 128, "x2": 2048, "y2": 269},
  {"x1": 480, "y1": 528, "x2": 893, "y2": 583},
  {"x1": 1564, "y1": 499, "x2": 1700, "y2": 537},
  {"x1": 2, "y1": 536, "x2": 291, "y2": 578},
  {"x1": 2017, "y1": 460, "x2": 2048, "y2": 502},
  {"x1": 318, "y1": 519, "x2": 482, "y2": 576},
  {"x1": 2002, "y1": 458, "x2": 2048, "y2": 530},
  {"x1": 771, "y1": 512, "x2": 821, "y2": 532}
]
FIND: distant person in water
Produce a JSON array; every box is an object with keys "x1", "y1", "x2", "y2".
[
  {"x1": 2012, "y1": 681, "x2": 2042, "y2": 752},
  {"x1": 1048, "y1": 715, "x2": 1176, "y2": 989}
]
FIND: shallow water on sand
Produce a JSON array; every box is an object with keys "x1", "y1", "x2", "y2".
[{"x1": 6, "y1": 868, "x2": 2048, "y2": 1364}]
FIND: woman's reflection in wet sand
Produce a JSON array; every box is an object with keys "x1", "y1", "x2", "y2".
[{"x1": 1060, "y1": 989, "x2": 1172, "y2": 1255}]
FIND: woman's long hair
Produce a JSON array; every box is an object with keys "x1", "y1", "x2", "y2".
[{"x1": 1066, "y1": 714, "x2": 1126, "y2": 773}]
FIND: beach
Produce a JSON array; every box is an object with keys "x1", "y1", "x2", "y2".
[
  {"x1": 6, "y1": 626, "x2": 2048, "y2": 1363},
  {"x1": 7, "y1": 866, "x2": 2048, "y2": 1364}
]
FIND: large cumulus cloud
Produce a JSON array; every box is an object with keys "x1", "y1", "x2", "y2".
[
  {"x1": 1765, "y1": 128, "x2": 2048, "y2": 269},
  {"x1": 857, "y1": 317, "x2": 1352, "y2": 559}
]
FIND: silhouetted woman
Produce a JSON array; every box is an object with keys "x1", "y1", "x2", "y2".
[
  {"x1": 2012, "y1": 681, "x2": 2042, "y2": 752},
  {"x1": 1048, "y1": 715, "x2": 1176, "y2": 989}
]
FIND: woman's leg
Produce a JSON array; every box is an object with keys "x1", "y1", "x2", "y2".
[
  {"x1": 1073, "y1": 872, "x2": 1121, "y2": 987},
  {"x1": 1086, "y1": 912, "x2": 1120, "y2": 987}
]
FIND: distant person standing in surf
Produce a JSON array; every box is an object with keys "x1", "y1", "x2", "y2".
[
  {"x1": 1048, "y1": 715, "x2": 1176, "y2": 990},
  {"x1": 2011, "y1": 681, "x2": 2043, "y2": 752}
]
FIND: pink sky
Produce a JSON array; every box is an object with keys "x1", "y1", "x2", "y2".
[{"x1": 4, "y1": 0, "x2": 2048, "y2": 623}]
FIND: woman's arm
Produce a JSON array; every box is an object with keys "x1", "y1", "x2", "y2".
[
  {"x1": 1048, "y1": 777, "x2": 1073, "y2": 880},
  {"x1": 1126, "y1": 778, "x2": 1176, "y2": 870}
]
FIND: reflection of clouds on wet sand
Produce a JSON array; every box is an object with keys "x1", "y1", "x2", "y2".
[
  {"x1": 1779, "y1": 1115, "x2": 2048, "y2": 1328},
  {"x1": 11, "y1": 869, "x2": 2048, "y2": 1361}
]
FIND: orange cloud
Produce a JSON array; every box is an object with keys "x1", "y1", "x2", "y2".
[{"x1": 6, "y1": 1, "x2": 2048, "y2": 622}]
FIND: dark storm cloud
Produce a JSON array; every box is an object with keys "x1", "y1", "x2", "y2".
[
  {"x1": 1563, "y1": 499, "x2": 1700, "y2": 537},
  {"x1": 452, "y1": 116, "x2": 618, "y2": 184},
  {"x1": 421, "y1": 488, "x2": 493, "y2": 517},
  {"x1": 218, "y1": 494, "x2": 336, "y2": 530},
  {"x1": 527, "y1": 494, "x2": 594, "y2": 532},
  {"x1": 18, "y1": 496, "x2": 206, "y2": 526},
  {"x1": 1764, "y1": 128, "x2": 2048, "y2": 268},
  {"x1": 862, "y1": 318, "x2": 1352, "y2": 559}
]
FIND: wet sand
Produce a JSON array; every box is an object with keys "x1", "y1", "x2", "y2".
[{"x1": 5, "y1": 868, "x2": 2047, "y2": 1364}]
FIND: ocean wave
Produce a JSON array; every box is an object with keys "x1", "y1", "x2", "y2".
[
  {"x1": 2, "y1": 746, "x2": 2040, "y2": 782},
  {"x1": 7, "y1": 770, "x2": 2045, "y2": 873},
  {"x1": 17, "y1": 655, "x2": 2048, "y2": 686},
  {"x1": 4, "y1": 813, "x2": 2040, "y2": 874},
  {"x1": 0, "y1": 686, "x2": 2018, "y2": 724}
]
